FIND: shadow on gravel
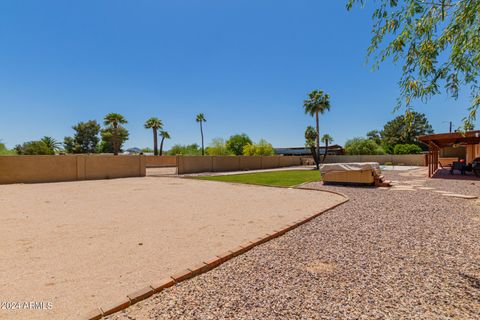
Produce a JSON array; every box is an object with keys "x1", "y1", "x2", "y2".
[{"x1": 459, "y1": 272, "x2": 480, "y2": 290}]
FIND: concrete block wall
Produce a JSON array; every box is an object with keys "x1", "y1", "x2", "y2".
[
  {"x1": 145, "y1": 156, "x2": 177, "y2": 168},
  {"x1": 177, "y1": 156, "x2": 304, "y2": 174},
  {"x1": 0, "y1": 155, "x2": 146, "y2": 184}
]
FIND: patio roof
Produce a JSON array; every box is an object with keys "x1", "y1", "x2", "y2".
[{"x1": 418, "y1": 131, "x2": 480, "y2": 148}]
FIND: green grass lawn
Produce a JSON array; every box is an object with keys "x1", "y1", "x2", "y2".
[{"x1": 194, "y1": 170, "x2": 321, "y2": 187}]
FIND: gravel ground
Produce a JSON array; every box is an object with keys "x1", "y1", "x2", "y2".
[{"x1": 107, "y1": 170, "x2": 480, "y2": 320}]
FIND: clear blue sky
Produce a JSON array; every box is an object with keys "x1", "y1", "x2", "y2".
[{"x1": 0, "y1": 0, "x2": 474, "y2": 150}]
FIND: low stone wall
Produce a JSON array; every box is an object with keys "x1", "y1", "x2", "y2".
[
  {"x1": 177, "y1": 156, "x2": 303, "y2": 174},
  {"x1": 308, "y1": 154, "x2": 427, "y2": 166},
  {"x1": 0, "y1": 155, "x2": 146, "y2": 184},
  {"x1": 145, "y1": 156, "x2": 177, "y2": 167}
]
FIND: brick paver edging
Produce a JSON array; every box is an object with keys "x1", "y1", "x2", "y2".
[{"x1": 86, "y1": 188, "x2": 348, "y2": 320}]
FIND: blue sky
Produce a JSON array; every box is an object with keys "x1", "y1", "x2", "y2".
[{"x1": 0, "y1": 0, "x2": 475, "y2": 150}]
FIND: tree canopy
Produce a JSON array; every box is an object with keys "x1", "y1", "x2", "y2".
[
  {"x1": 303, "y1": 90, "x2": 331, "y2": 117},
  {"x1": 304, "y1": 126, "x2": 317, "y2": 148},
  {"x1": 63, "y1": 120, "x2": 101, "y2": 154},
  {"x1": 99, "y1": 126, "x2": 129, "y2": 153},
  {"x1": 206, "y1": 138, "x2": 231, "y2": 156},
  {"x1": 347, "y1": 0, "x2": 480, "y2": 129},
  {"x1": 196, "y1": 113, "x2": 206, "y2": 123},
  {"x1": 225, "y1": 134, "x2": 253, "y2": 155},
  {"x1": 0, "y1": 141, "x2": 14, "y2": 155},
  {"x1": 393, "y1": 143, "x2": 423, "y2": 155},
  {"x1": 381, "y1": 111, "x2": 433, "y2": 148},
  {"x1": 345, "y1": 137, "x2": 385, "y2": 155},
  {"x1": 167, "y1": 144, "x2": 202, "y2": 156},
  {"x1": 104, "y1": 113, "x2": 127, "y2": 127},
  {"x1": 144, "y1": 117, "x2": 163, "y2": 130},
  {"x1": 40, "y1": 136, "x2": 62, "y2": 153},
  {"x1": 321, "y1": 134, "x2": 334, "y2": 144},
  {"x1": 15, "y1": 140, "x2": 54, "y2": 155},
  {"x1": 243, "y1": 139, "x2": 274, "y2": 156}
]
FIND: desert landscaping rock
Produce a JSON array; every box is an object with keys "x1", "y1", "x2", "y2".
[{"x1": 107, "y1": 170, "x2": 480, "y2": 320}]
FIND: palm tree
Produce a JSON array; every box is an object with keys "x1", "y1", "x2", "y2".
[
  {"x1": 303, "y1": 90, "x2": 331, "y2": 169},
  {"x1": 103, "y1": 113, "x2": 127, "y2": 155},
  {"x1": 144, "y1": 117, "x2": 163, "y2": 156},
  {"x1": 304, "y1": 126, "x2": 319, "y2": 167},
  {"x1": 321, "y1": 134, "x2": 333, "y2": 163},
  {"x1": 159, "y1": 131, "x2": 170, "y2": 156},
  {"x1": 40, "y1": 136, "x2": 62, "y2": 153},
  {"x1": 196, "y1": 113, "x2": 206, "y2": 155}
]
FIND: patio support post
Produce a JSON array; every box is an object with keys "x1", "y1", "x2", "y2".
[{"x1": 427, "y1": 141, "x2": 439, "y2": 178}]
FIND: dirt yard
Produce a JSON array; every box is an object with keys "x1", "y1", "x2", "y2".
[{"x1": 0, "y1": 176, "x2": 344, "y2": 320}]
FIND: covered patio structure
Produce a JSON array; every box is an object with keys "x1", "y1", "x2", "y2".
[{"x1": 418, "y1": 131, "x2": 480, "y2": 177}]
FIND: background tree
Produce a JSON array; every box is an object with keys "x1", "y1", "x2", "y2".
[
  {"x1": 167, "y1": 143, "x2": 202, "y2": 156},
  {"x1": 393, "y1": 144, "x2": 423, "y2": 155},
  {"x1": 464, "y1": 122, "x2": 476, "y2": 131},
  {"x1": 196, "y1": 113, "x2": 206, "y2": 155},
  {"x1": 63, "y1": 120, "x2": 101, "y2": 154},
  {"x1": 303, "y1": 90, "x2": 331, "y2": 166},
  {"x1": 142, "y1": 147, "x2": 154, "y2": 153},
  {"x1": 305, "y1": 126, "x2": 320, "y2": 169},
  {"x1": 347, "y1": 0, "x2": 480, "y2": 129},
  {"x1": 0, "y1": 140, "x2": 15, "y2": 155},
  {"x1": 99, "y1": 126, "x2": 129, "y2": 154},
  {"x1": 344, "y1": 137, "x2": 385, "y2": 155},
  {"x1": 144, "y1": 117, "x2": 163, "y2": 156},
  {"x1": 381, "y1": 111, "x2": 433, "y2": 150},
  {"x1": 242, "y1": 139, "x2": 274, "y2": 156},
  {"x1": 159, "y1": 130, "x2": 170, "y2": 156},
  {"x1": 320, "y1": 134, "x2": 333, "y2": 163},
  {"x1": 366, "y1": 130, "x2": 382, "y2": 145},
  {"x1": 103, "y1": 113, "x2": 128, "y2": 155},
  {"x1": 225, "y1": 133, "x2": 252, "y2": 155},
  {"x1": 15, "y1": 140, "x2": 54, "y2": 155},
  {"x1": 40, "y1": 136, "x2": 62, "y2": 154},
  {"x1": 206, "y1": 138, "x2": 231, "y2": 156}
]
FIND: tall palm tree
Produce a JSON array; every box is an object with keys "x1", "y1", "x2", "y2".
[
  {"x1": 196, "y1": 113, "x2": 206, "y2": 155},
  {"x1": 303, "y1": 90, "x2": 331, "y2": 169},
  {"x1": 144, "y1": 117, "x2": 163, "y2": 156},
  {"x1": 321, "y1": 134, "x2": 333, "y2": 163},
  {"x1": 159, "y1": 131, "x2": 170, "y2": 156},
  {"x1": 104, "y1": 113, "x2": 127, "y2": 155},
  {"x1": 40, "y1": 136, "x2": 62, "y2": 153}
]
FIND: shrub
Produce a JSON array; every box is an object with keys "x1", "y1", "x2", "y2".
[
  {"x1": 345, "y1": 137, "x2": 385, "y2": 155},
  {"x1": 393, "y1": 144, "x2": 422, "y2": 155}
]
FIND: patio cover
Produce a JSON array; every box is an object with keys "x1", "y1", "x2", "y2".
[
  {"x1": 418, "y1": 131, "x2": 480, "y2": 148},
  {"x1": 418, "y1": 130, "x2": 480, "y2": 177}
]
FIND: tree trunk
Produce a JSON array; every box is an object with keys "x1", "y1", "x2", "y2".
[
  {"x1": 322, "y1": 139, "x2": 329, "y2": 163},
  {"x1": 310, "y1": 146, "x2": 320, "y2": 168},
  {"x1": 159, "y1": 137, "x2": 165, "y2": 156},
  {"x1": 153, "y1": 128, "x2": 158, "y2": 156},
  {"x1": 113, "y1": 125, "x2": 118, "y2": 156},
  {"x1": 200, "y1": 122, "x2": 204, "y2": 156},
  {"x1": 315, "y1": 112, "x2": 320, "y2": 169}
]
